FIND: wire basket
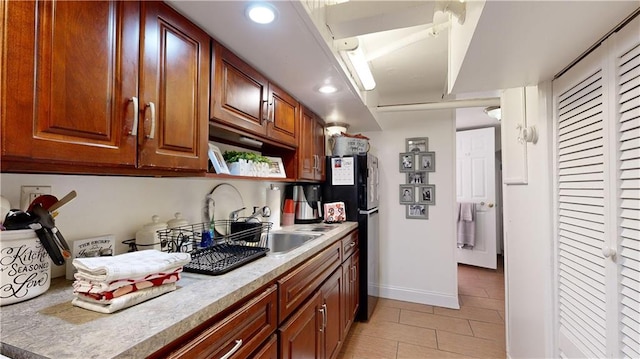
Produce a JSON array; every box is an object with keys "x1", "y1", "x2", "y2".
[{"x1": 132, "y1": 220, "x2": 272, "y2": 275}]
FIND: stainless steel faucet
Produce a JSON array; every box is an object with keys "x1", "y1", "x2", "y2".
[{"x1": 229, "y1": 207, "x2": 246, "y2": 222}]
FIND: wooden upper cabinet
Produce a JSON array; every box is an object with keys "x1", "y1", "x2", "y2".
[
  {"x1": 138, "y1": 2, "x2": 210, "y2": 171},
  {"x1": 1, "y1": 1, "x2": 209, "y2": 173},
  {"x1": 211, "y1": 42, "x2": 299, "y2": 149},
  {"x1": 267, "y1": 82, "x2": 299, "y2": 147},
  {"x1": 211, "y1": 42, "x2": 269, "y2": 137},
  {"x1": 1, "y1": 1, "x2": 139, "y2": 166},
  {"x1": 298, "y1": 107, "x2": 325, "y2": 181}
]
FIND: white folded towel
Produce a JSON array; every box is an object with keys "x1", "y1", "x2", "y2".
[
  {"x1": 72, "y1": 250, "x2": 191, "y2": 283},
  {"x1": 72, "y1": 282, "x2": 176, "y2": 314},
  {"x1": 73, "y1": 267, "x2": 183, "y2": 294}
]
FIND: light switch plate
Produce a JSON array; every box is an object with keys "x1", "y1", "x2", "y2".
[{"x1": 20, "y1": 185, "x2": 51, "y2": 210}]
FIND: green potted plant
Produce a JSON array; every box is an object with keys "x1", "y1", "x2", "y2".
[{"x1": 223, "y1": 151, "x2": 270, "y2": 176}]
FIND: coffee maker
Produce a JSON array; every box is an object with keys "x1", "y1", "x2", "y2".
[{"x1": 286, "y1": 184, "x2": 323, "y2": 224}]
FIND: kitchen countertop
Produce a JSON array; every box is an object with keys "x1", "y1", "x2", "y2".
[{"x1": 0, "y1": 222, "x2": 357, "y2": 359}]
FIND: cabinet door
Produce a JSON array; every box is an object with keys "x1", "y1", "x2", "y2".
[
  {"x1": 298, "y1": 108, "x2": 316, "y2": 180},
  {"x1": 2, "y1": 1, "x2": 139, "y2": 166},
  {"x1": 321, "y1": 268, "x2": 343, "y2": 359},
  {"x1": 211, "y1": 42, "x2": 268, "y2": 137},
  {"x1": 251, "y1": 334, "x2": 278, "y2": 359},
  {"x1": 138, "y1": 1, "x2": 210, "y2": 171},
  {"x1": 313, "y1": 117, "x2": 326, "y2": 181},
  {"x1": 279, "y1": 291, "x2": 322, "y2": 359},
  {"x1": 267, "y1": 82, "x2": 298, "y2": 147},
  {"x1": 349, "y1": 252, "x2": 360, "y2": 331}
]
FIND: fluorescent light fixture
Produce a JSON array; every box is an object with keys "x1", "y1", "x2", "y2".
[
  {"x1": 484, "y1": 106, "x2": 501, "y2": 121},
  {"x1": 239, "y1": 136, "x2": 264, "y2": 147},
  {"x1": 345, "y1": 46, "x2": 376, "y2": 91},
  {"x1": 326, "y1": 122, "x2": 349, "y2": 136},
  {"x1": 246, "y1": 3, "x2": 276, "y2": 24},
  {"x1": 318, "y1": 85, "x2": 338, "y2": 94}
]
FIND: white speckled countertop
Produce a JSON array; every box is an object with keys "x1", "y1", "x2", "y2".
[{"x1": 0, "y1": 222, "x2": 357, "y2": 359}]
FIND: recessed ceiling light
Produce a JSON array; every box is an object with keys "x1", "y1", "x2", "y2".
[
  {"x1": 318, "y1": 85, "x2": 338, "y2": 94},
  {"x1": 246, "y1": 3, "x2": 276, "y2": 24}
]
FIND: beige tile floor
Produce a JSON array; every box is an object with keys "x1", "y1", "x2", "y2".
[{"x1": 339, "y1": 257, "x2": 505, "y2": 359}]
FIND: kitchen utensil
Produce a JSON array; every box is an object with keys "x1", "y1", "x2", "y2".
[
  {"x1": 2, "y1": 209, "x2": 65, "y2": 266},
  {"x1": 0, "y1": 196, "x2": 11, "y2": 226},
  {"x1": 208, "y1": 183, "x2": 244, "y2": 235},
  {"x1": 31, "y1": 203, "x2": 71, "y2": 259},
  {"x1": 27, "y1": 194, "x2": 58, "y2": 212},
  {"x1": 48, "y1": 190, "x2": 77, "y2": 212}
]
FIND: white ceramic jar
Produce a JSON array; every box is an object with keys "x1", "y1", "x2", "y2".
[
  {"x1": 135, "y1": 215, "x2": 167, "y2": 251},
  {"x1": 0, "y1": 229, "x2": 51, "y2": 306}
]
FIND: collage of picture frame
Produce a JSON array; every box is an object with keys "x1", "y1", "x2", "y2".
[{"x1": 399, "y1": 137, "x2": 436, "y2": 219}]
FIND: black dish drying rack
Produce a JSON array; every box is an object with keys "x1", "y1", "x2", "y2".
[{"x1": 124, "y1": 220, "x2": 272, "y2": 275}]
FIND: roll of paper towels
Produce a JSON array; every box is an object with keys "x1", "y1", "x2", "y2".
[{"x1": 266, "y1": 185, "x2": 282, "y2": 230}]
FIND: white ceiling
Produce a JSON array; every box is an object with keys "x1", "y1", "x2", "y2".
[{"x1": 167, "y1": 1, "x2": 639, "y2": 132}]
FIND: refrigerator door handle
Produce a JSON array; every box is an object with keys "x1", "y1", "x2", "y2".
[{"x1": 359, "y1": 208, "x2": 379, "y2": 215}]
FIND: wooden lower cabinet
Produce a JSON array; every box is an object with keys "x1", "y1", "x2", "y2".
[
  {"x1": 251, "y1": 334, "x2": 278, "y2": 359},
  {"x1": 279, "y1": 290, "x2": 323, "y2": 359},
  {"x1": 279, "y1": 268, "x2": 343, "y2": 359},
  {"x1": 153, "y1": 230, "x2": 359, "y2": 359},
  {"x1": 342, "y1": 251, "x2": 360, "y2": 336},
  {"x1": 163, "y1": 284, "x2": 277, "y2": 359}
]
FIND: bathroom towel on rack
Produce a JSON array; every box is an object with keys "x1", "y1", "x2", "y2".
[{"x1": 457, "y1": 202, "x2": 476, "y2": 249}]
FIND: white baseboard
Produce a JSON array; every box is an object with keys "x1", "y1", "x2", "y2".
[{"x1": 374, "y1": 284, "x2": 460, "y2": 309}]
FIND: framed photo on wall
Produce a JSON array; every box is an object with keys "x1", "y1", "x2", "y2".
[
  {"x1": 406, "y1": 137, "x2": 428, "y2": 152},
  {"x1": 418, "y1": 184, "x2": 436, "y2": 205},
  {"x1": 406, "y1": 204, "x2": 428, "y2": 219},
  {"x1": 419, "y1": 152, "x2": 436, "y2": 172},
  {"x1": 407, "y1": 172, "x2": 428, "y2": 184},
  {"x1": 399, "y1": 152, "x2": 415, "y2": 172},
  {"x1": 399, "y1": 185, "x2": 415, "y2": 204}
]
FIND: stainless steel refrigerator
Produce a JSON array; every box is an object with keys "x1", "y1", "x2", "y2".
[{"x1": 323, "y1": 154, "x2": 379, "y2": 321}]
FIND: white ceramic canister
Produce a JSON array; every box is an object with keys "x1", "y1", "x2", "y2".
[
  {"x1": 0, "y1": 229, "x2": 51, "y2": 306},
  {"x1": 135, "y1": 215, "x2": 168, "y2": 251}
]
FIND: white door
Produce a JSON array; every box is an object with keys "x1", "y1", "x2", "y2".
[
  {"x1": 456, "y1": 127, "x2": 497, "y2": 269},
  {"x1": 552, "y1": 14, "x2": 640, "y2": 358}
]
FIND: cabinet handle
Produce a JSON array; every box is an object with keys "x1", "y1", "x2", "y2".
[
  {"x1": 313, "y1": 155, "x2": 318, "y2": 171},
  {"x1": 146, "y1": 102, "x2": 156, "y2": 139},
  {"x1": 318, "y1": 306, "x2": 325, "y2": 332},
  {"x1": 352, "y1": 265, "x2": 356, "y2": 282},
  {"x1": 129, "y1": 97, "x2": 139, "y2": 136},
  {"x1": 220, "y1": 339, "x2": 243, "y2": 359},
  {"x1": 349, "y1": 241, "x2": 356, "y2": 248},
  {"x1": 322, "y1": 303, "x2": 328, "y2": 331}
]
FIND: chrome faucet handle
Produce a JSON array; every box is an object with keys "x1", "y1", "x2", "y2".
[{"x1": 229, "y1": 207, "x2": 246, "y2": 222}]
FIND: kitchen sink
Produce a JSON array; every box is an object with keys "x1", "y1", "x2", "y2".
[
  {"x1": 289, "y1": 224, "x2": 337, "y2": 233},
  {"x1": 267, "y1": 232, "x2": 322, "y2": 254}
]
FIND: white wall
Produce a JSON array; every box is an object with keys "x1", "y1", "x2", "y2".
[
  {"x1": 365, "y1": 109, "x2": 459, "y2": 309},
  {"x1": 501, "y1": 84, "x2": 554, "y2": 358},
  {"x1": 0, "y1": 174, "x2": 277, "y2": 278}
]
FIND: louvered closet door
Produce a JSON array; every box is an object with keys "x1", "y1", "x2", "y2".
[
  {"x1": 613, "y1": 17, "x2": 640, "y2": 359},
  {"x1": 553, "y1": 13, "x2": 640, "y2": 359},
  {"x1": 553, "y1": 43, "x2": 611, "y2": 358}
]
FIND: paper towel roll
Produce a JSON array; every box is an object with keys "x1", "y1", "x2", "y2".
[{"x1": 266, "y1": 185, "x2": 282, "y2": 230}]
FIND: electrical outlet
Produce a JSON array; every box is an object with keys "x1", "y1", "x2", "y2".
[{"x1": 20, "y1": 185, "x2": 51, "y2": 210}]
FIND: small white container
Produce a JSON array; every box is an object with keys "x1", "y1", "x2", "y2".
[
  {"x1": 167, "y1": 212, "x2": 189, "y2": 229},
  {"x1": 0, "y1": 229, "x2": 51, "y2": 306},
  {"x1": 135, "y1": 215, "x2": 167, "y2": 251}
]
